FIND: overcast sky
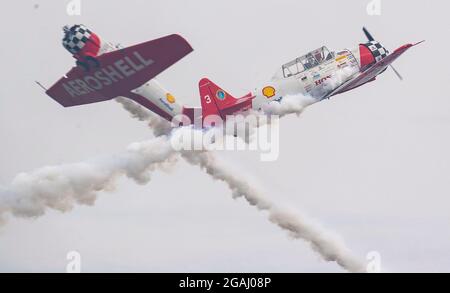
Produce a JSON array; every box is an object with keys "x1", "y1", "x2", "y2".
[{"x1": 1, "y1": 0, "x2": 449, "y2": 272}]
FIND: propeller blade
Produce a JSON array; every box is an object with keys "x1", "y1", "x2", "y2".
[
  {"x1": 389, "y1": 65, "x2": 403, "y2": 81},
  {"x1": 362, "y1": 27, "x2": 403, "y2": 80},
  {"x1": 363, "y1": 27, "x2": 375, "y2": 42}
]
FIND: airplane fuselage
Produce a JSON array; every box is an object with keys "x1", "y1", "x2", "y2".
[{"x1": 250, "y1": 46, "x2": 368, "y2": 111}]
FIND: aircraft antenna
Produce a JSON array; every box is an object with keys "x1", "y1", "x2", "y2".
[{"x1": 35, "y1": 81, "x2": 48, "y2": 91}]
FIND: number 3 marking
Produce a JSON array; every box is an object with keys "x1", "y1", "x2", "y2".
[{"x1": 205, "y1": 95, "x2": 212, "y2": 104}]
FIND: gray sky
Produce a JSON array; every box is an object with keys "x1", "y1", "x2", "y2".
[{"x1": 1, "y1": 0, "x2": 449, "y2": 272}]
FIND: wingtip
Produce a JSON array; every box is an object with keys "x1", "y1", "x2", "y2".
[
  {"x1": 169, "y1": 34, "x2": 194, "y2": 52},
  {"x1": 413, "y1": 40, "x2": 426, "y2": 46}
]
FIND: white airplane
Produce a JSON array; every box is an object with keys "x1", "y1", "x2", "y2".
[
  {"x1": 198, "y1": 27, "x2": 423, "y2": 123},
  {"x1": 44, "y1": 25, "x2": 422, "y2": 126}
]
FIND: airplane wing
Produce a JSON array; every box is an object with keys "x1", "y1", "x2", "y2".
[
  {"x1": 322, "y1": 41, "x2": 423, "y2": 100},
  {"x1": 46, "y1": 34, "x2": 193, "y2": 107}
]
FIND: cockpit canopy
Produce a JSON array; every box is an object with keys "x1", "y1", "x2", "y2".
[{"x1": 281, "y1": 46, "x2": 334, "y2": 78}]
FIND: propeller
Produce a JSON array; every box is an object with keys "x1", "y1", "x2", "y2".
[
  {"x1": 362, "y1": 27, "x2": 375, "y2": 42},
  {"x1": 362, "y1": 27, "x2": 403, "y2": 81},
  {"x1": 389, "y1": 64, "x2": 403, "y2": 81}
]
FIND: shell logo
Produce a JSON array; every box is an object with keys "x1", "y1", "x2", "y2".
[
  {"x1": 166, "y1": 93, "x2": 176, "y2": 104},
  {"x1": 262, "y1": 86, "x2": 276, "y2": 98}
]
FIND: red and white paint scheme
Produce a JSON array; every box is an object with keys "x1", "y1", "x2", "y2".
[
  {"x1": 198, "y1": 28, "x2": 423, "y2": 121},
  {"x1": 48, "y1": 24, "x2": 194, "y2": 122},
  {"x1": 46, "y1": 26, "x2": 422, "y2": 126}
]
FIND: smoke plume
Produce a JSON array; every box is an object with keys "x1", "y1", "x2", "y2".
[
  {"x1": 115, "y1": 97, "x2": 173, "y2": 136},
  {"x1": 181, "y1": 149, "x2": 365, "y2": 273},
  {"x1": 0, "y1": 136, "x2": 177, "y2": 223},
  {"x1": 118, "y1": 97, "x2": 366, "y2": 272},
  {"x1": 0, "y1": 95, "x2": 366, "y2": 272},
  {"x1": 262, "y1": 94, "x2": 317, "y2": 117}
]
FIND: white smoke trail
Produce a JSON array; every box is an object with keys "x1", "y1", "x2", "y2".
[
  {"x1": 0, "y1": 96, "x2": 365, "y2": 272},
  {"x1": 202, "y1": 94, "x2": 315, "y2": 146},
  {"x1": 181, "y1": 149, "x2": 366, "y2": 273},
  {"x1": 116, "y1": 98, "x2": 366, "y2": 272},
  {"x1": 262, "y1": 94, "x2": 317, "y2": 117},
  {"x1": 0, "y1": 136, "x2": 177, "y2": 224},
  {"x1": 0, "y1": 97, "x2": 173, "y2": 225},
  {"x1": 115, "y1": 97, "x2": 173, "y2": 137},
  {"x1": 310, "y1": 65, "x2": 359, "y2": 98}
]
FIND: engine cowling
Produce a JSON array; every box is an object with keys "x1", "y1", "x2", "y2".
[
  {"x1": 62, "y1": 24, "x2": 101, "y2": 58},
  {"x1": 358, "y1": 41, "x2": 389, "y2": 70}
]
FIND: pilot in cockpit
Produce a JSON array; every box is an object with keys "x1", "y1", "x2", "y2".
[
  {"x1": 314, "y1": 51, "x2": 324, "y2": 63},
  {"x1": 304, "y1": 55, "x2": 318, "y2": 69}
]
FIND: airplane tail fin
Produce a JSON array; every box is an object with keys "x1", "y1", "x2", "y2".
[
  {"x1": 198, "y1": 78, "x2": 253, "y2": 121},
  {"x1": 199, "y1": 78, "x2": 237, "y2": 114}
]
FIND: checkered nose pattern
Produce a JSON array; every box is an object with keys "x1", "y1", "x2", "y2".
[
  {"x1": 363, "y1": 41, "x2": 389, "y2": 62},
  {"x1": 62, "y1": 25, "x2": 92, "y2": 54}
]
